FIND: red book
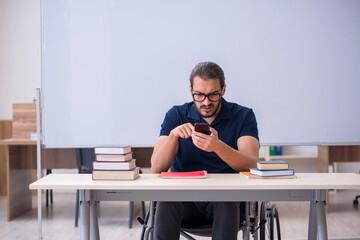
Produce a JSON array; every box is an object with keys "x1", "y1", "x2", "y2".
[{"x1": 159, "y1": 170, "x2": 208, "y2": 179}]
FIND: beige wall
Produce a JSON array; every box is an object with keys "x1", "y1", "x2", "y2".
[{"x1": 0, "y1": 0, "x2": 41, "y2": 120}]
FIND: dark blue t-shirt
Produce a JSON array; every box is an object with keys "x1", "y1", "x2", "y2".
[{"x1": 159, "y1": 98, "x2": 259, "y2": 173}]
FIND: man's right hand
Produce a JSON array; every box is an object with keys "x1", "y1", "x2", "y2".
[
  {"x1": 151, "y1": 123, "x2": 193, "y2": 173},
  {"x1": 170, "y1": 123, "x2": 194, "y2": 139}
]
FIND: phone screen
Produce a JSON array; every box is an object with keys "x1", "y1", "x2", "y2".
[{"x1": 194, "y1": 123, "x2": 210, "y2": 135}]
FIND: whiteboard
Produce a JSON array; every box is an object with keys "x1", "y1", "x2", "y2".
[{"x1": 41, "y1": 0, "x2": 360, "y2": 147}]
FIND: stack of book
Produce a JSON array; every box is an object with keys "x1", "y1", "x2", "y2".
[
  {"x1": 241, "y1": 160, "x2": 296, "y2": 179},
  {"x1": 92, "y1": 145, "x2": 140, "y2": 180}
]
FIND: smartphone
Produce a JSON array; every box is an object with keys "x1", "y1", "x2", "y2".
[{"x1": 194, "y1": 123, "x2": 210, "y2": 135}]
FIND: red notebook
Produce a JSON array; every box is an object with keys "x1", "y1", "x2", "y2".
[{"x1": 159, "y1": 170, "x2": 208, "y2": 179}]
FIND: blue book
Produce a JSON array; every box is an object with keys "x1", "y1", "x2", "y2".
[{"x1": 249, "y1": 168, "x2": 294, "y2": 177}]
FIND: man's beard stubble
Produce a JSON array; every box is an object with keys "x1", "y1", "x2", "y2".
[{"x1": 196, "y1": 101, "x2": 221, "y2": 119}]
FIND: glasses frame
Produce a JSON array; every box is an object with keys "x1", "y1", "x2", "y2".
[{"x1": 192, "y1": 89, "x2": 223, "y2": 102}]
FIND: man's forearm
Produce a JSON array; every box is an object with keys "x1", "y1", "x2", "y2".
[
  {"x1": 214, "y1": 140, "x2": 258, "y2": 172},
  {"x1": 151, "y1": 134, "x2": 179, "y2": 173}
]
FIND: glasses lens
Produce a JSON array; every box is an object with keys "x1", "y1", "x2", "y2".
[
  {"x1": 193, "y1": 93, "x2": 205, "y2": 102},
  {"x1": 208, "y1": 93, "x2": 221, "y2": 102}
]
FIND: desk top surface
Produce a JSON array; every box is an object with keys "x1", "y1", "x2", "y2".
[
  {"x1": 0, "y1": 138, "x2": 36, "y2": 145},
  {"x1": 30, "y1": 173, "x2": 360, "y2": 190}
]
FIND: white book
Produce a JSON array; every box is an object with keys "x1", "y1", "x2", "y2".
[
  {"x1": 93, "y1": 159, "x2": 136, "y2": 170},
  {"x1": 95, "y1": 145, "x2": 131, "y2": 155},
  {"x1": 95, "y1": 152, "x2": 133, "y2": 162}
]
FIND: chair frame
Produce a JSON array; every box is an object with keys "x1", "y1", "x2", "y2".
[{"x1": 138, "y1": 201, "x2": 267, "y2": 240}]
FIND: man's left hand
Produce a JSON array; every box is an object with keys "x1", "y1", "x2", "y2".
[{"x1": 191, "y1": 127, "x2": 222, "y2": 152}]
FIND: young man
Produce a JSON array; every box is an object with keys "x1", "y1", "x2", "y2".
[{"x1": 151, "y1": 62, "x2": 259, "y2": 240}]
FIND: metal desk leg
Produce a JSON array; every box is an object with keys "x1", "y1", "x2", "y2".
[
  {"x1": 308, "y1": 201, "x2": 317, "y2": 240},
  {"x1": 90, "y1": 200, "x2": 100, "y2": 240},
  {"x1": 80, "y1": 190, "x2": 90, "y2": 240},
  {"x1": 316, "y1": 201, "x2": 328, "y2": 240}
]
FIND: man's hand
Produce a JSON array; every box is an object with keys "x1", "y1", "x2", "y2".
[
  {"x1": 151, "y1": 123, "x2": 193, "y2": 173},
  {"x1": 170, "y1": 123, "x2": 194, "y2": 139},
  {"x1": 191, "y1": 127, "x2": 221, "y2": 152}
]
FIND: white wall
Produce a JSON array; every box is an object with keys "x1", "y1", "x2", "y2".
[
  {"x1": 0, "y1": 1, "x2": 359, "y2": 173},
  {"x1": 0, "y1": 0, "x2": 41, "y2": 120},
  {"x1": 41, "y1": 0, "x2": 360, "y2": 147}
]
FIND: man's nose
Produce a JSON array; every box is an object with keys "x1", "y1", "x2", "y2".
[{"x1": 202, "y1": 97, "x2": 211, "y2": 105}]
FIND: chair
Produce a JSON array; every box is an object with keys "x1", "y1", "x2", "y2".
[
  {"x1": 179, "y1": 202, "x2": 260, "y2": 240},
  {"x1": 137, "y1": 201, "x2": 281, "y2": 240},
  {"x1": 353, "y1": 170, "x2": 360, "y2": 206},
  {"x1": 74, "y1": 148, "x2": 146, "y2": 228},
  {"x1": 353, "y1": 196, "x2": 360, "y2": 205},
  {"x1": 45, "y1": 169, "x2": 53, "y2": 208}
]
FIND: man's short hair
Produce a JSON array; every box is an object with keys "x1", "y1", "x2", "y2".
[{"x1": 189, "y1": 62, "x2": 225, "y2": 90}]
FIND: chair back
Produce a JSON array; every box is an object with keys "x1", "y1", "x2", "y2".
[{"x1": 75, "y1": 148, "x2": 95, "y2": 173}]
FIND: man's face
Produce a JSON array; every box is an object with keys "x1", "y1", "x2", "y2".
[{"x1": 190, "y1": 76, "x2": 225, "y2": 119}]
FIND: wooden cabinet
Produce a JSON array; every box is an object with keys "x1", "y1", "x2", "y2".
[
  {"x1": 0, "y1": 120, "x2": 12, "y2": 195},
  {"x1": 318, "y1": 145, "x2": 360, "y2": 173}
]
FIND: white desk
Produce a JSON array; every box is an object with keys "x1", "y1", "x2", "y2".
[{"x1": 30, "y1": 173, "x2": 360, "y2": 240}]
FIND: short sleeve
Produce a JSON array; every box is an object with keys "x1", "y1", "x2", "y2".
[
  {"x1": 159, "y1": 107, "x2": 178, "y2": 136},
  {"x1": 240, "y1": 109, "x2": 259, "y2": 142}
]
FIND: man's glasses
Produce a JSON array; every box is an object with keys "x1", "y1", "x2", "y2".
[{"x1": 192, "y1": 90, "x2": 223, "y2": 102}]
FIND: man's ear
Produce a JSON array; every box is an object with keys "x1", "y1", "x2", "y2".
[
  {"x1": 189, "y1": 85, "x2": 193, "y2": 95},
  {"x1": 222, "y1": 84, "x2": 227, "y2": 96}
]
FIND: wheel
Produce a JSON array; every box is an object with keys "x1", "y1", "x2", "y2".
[
  {"x1": 260, "y1": 202, "x2": 270, "y2": 240},
  {"x1": 259, "y1": 202, "x2": 281, "y2": 240},
  {"x1": 271, "y1": 205, "x2": 281, "y2": 240},
  {"x1": 248, "y1": 202, "x2": 260, "y2": 239},
  {"x1": 139, "y1": 210, "x2": 150, "y2": 240}
]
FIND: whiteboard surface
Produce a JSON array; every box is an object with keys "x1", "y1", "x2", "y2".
[{"x1": 42, "y1": 0, "x2": 360, "y2": 147}]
